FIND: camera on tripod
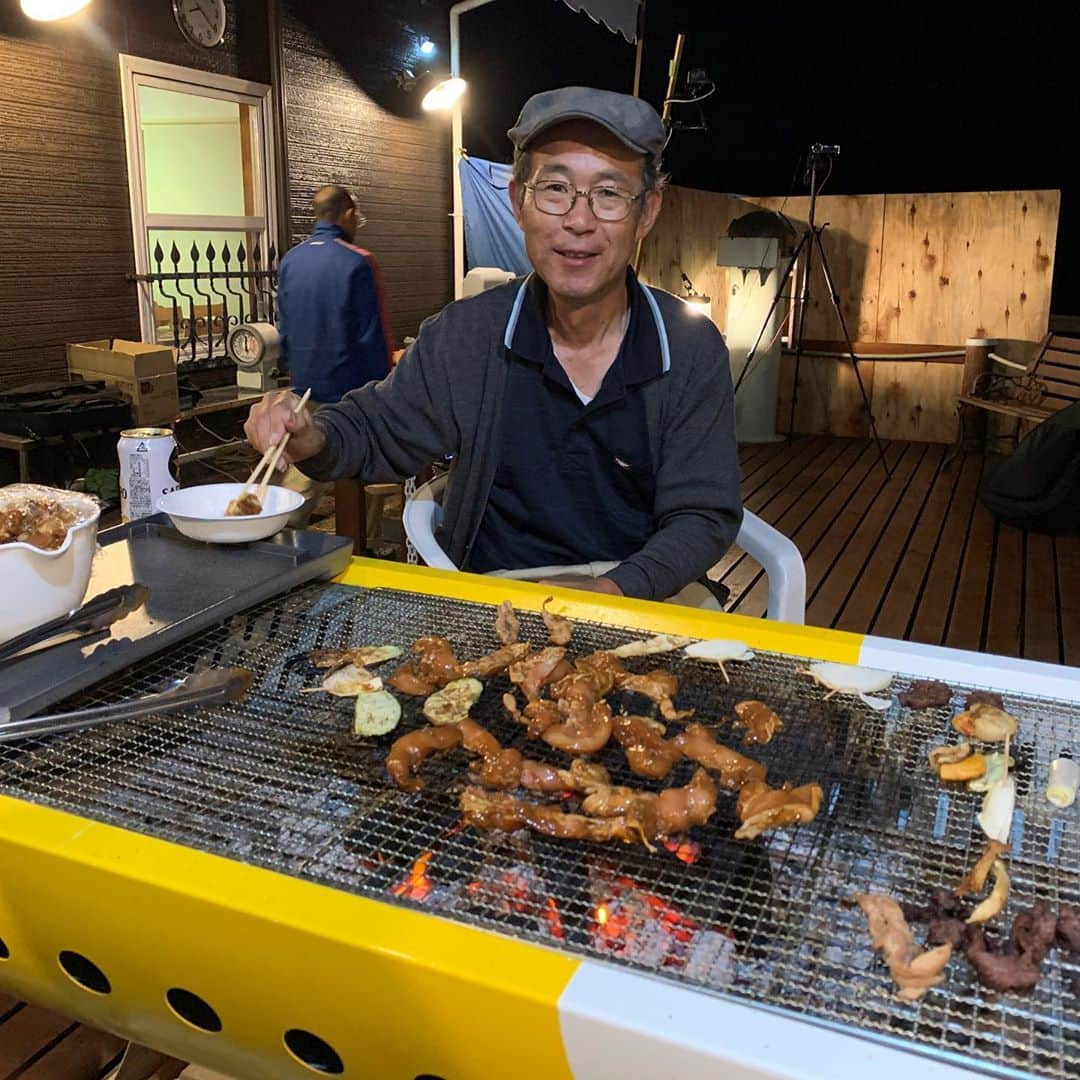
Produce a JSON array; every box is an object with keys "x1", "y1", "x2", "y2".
[{"x1": 808, "y1": 142, "x2": 840, "y2": 159}]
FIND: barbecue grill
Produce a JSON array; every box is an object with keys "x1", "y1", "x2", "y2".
[{"x1": 1, "y1": 560, "x2": 1078, "y2": 1080}]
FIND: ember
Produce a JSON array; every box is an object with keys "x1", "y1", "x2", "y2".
[
  {"x1": 392, "y1": 850, "x2": 434, "y2": 901},
  {"x1": 663, "y1": 838, "x2": 702, "y2": 864},
  {"x1": 545, "y1": 896, "x2": 565, "y2": 940}
]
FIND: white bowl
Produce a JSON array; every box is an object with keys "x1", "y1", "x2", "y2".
[
  {"x1": 158, "y1": 483, "x2": 305, "y2": 544},
  {"x1": 0, "y1": 486, "x2": 101, "y2": 643}
]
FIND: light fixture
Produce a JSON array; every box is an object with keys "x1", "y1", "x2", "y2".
[
  {"x1": 421, "y1": 76, "x2": 466, "y2": 112},
  {"x1": 396, "y1": 69, "x2": 466, "y2": 112},
  {"x1": 419, "y1": 37, "x2": 436, "y2": 57},
  {"x1": 20, "y1": 0, "x2": 91, "y2": 18},
  {"x1": 681, "y1": 272, "x2": 712, "y2": 319}
]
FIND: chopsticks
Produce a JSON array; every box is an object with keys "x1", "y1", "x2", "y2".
[{"x1": 241, "y1": 387, "x2": 312, "y2": 504}]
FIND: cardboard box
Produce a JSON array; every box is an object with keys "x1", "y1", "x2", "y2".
[
  {"x1": 67, "y1": 339, "x2": 176, "y2": 380},
  {"x1": 97, "y1": 372, "x2": 179, "y2": 426}
]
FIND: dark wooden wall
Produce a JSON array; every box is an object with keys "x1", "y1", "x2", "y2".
[
  {"x1": 281, "y1": 1, "x2": 452, "y2": 345},
  {"x1": 0, "y1": 0, "x2": 452, "y2": 392}
]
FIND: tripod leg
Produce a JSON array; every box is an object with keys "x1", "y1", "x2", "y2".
[
  {"x1": 788, "y1": 232, "x2": 816, "y2": 440},
  {"x1": 812, "y1": 228, "x2": 892, "y2": 476},
  {"x1": 732, "y1": 232, "x2": 807, "y2": 396}
]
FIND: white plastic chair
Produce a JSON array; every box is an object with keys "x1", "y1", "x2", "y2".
[{"x1": 402, "y1": 473, "x2": 806, "y2": 623}]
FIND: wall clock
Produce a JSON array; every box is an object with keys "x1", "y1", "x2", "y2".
[{"x1": 172, "y1": 0, "x2": 226, "y2": 49}]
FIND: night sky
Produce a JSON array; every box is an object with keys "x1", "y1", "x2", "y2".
[{"x1": 454, "y1": 0, "x2": 1079, "y2": 313}]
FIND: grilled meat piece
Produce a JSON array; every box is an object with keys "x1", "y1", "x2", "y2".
[
  {"x1": 734, "y1": 779, "x2": 823, "y2": 840},
  {"x1": 462, "y1": 641, "x2": 531, "y2": 678},
  {"x1": 673, "y1": 722, "x2": 766, "y2": 790},
  {"x1": 386, "y1": 724, "x2": 466, "y2": 792},
  {"x1": 541, "y1": 699, "x2": 614, "y2": 755},
  {"x1": 965, "y1": 689, "x2": 1005, "y2": 710},
  {"x1": 541, "y1": 596, "x2": 572, "y2": 645},
  {"x1": 898, "y1": 679, "x2": 953, "y2": 709},
  {"x1": 1056, "y1": 906, "x2": 1080, "y2": 953},
  {"x1": 495, "y1": 600, "x2": 520, "y2": 645},
  {"x1": 615, "y1": 668, "x2": 693, "y2": 721},
  {"x1": 964, "y1": 903, "x2": 1058, "y2": 993},
  {"x1": 460, "y1": 787, "x2": 643, "y2": 843},
  {"x1": 853, "y1": 894, "x2": 954, "y2": 1002},
  {"x1": 387, "y1": 636, "x2": 464, "y2": 696},
  {"x1": 732, "y1": 700, "x2": 784, "y2": 746},
  {"x1": 509, "y1": 646, "x2": 572, "y2": 701},
  {"x1": 612, "y1": 713, "x2": 682, "y2": 779}
]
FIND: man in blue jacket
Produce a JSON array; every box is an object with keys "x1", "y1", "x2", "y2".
[{"x1": 276, "y1": 184, "x2": 393, "y2": 525}]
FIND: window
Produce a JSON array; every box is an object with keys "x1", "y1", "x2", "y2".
[{"x1": 119, "y1": 55, "x2": 279, "y2": 359}]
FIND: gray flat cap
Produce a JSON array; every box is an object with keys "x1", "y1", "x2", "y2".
[{"x1": 508, "y1": 86, "x2": 666, "y2": 164}]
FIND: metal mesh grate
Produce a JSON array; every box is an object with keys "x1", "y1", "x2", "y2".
[{"x1": 2, "y1": 583, "x2": 1078, "y2": 1078}]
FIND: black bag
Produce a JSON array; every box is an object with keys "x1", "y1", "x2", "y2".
[
  {"x1": 978, "y1": 401, "x2": 1080, "y2": 534},
  {"x1": 0, "y1": 380, "x2": 132, "y2": 437}
]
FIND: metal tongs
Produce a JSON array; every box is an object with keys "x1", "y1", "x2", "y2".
[
  {"x1": 0, "y1": 583, "x2": 150, "y2": 664},
  {"x1": 0, "y1": 667, "x2": 253, "y2": 742}
]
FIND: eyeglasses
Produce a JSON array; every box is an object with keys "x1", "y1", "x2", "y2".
[{"x1": 525, "y1": 180, "x2": 644, "y2": 222}]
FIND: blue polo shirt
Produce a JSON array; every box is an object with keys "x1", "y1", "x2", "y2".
[{"x1": 467, "y1": 271, "x2": 669, "y2": 573}]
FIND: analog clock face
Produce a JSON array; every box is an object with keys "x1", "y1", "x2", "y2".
[
  {"x1": 232, "y1": 328, "x2": 260, "y2": 364},
  {"x1": 172, "y1": 0, "x2": 226, "y2": 49}
]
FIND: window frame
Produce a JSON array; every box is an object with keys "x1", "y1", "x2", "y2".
[{"x1": 119, "y1": 54, "x2": 280, "y2": 347}]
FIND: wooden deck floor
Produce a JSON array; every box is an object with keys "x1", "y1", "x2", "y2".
[{"x1": 718, "y1": 436, "x2": 1079, "y2": 665}]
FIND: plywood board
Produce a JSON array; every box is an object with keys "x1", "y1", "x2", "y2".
[
  {"x1": 875, "y1": 190, "x2": 1059, "y2": 344},
  {"x1": 777, "y1": 354, "x2": 874, "y2": 437}
]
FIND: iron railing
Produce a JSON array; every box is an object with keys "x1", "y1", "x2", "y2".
[{"x1": 128, "y1": 238, "x2": 279, "y2": 365}]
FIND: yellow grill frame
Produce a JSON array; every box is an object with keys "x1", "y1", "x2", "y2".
[{"x1": 0, "y1": 558, "x2": 863, "y2": 1078}]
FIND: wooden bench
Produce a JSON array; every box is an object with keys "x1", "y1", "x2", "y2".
[{"x1": 953, "y1": 333, "x2": 1080, "y2": 454}]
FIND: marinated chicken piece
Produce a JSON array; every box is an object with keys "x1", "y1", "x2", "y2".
[
  {"x1": 386, "y1": 725, "x2": 465, "y2": 791},
  {"x1": 580, "y1": 769, "x2": 718, "y2": 843},
  {"x1": 853, "y1": 894, "x2": 954, "y2": 1002},
  {"x1": 734, "y1": 779, "x2": 823, "y2": 840},
  {"x1": 897, "y1": 679, "x2": 953, "y2": 710},
  {"x1": 472, "y1": 746, "x2": 611, "y2": 794},
  {"x1": 612, "y1": 713, "x2": 682, "y2": 779},
  {"x1": 615, "y1": 668, "x2": 693, "y2": 721},
  {"x1": 495, "y1": 600, "x2": 520, "y2": 645},
  {"x1": 387, "y1": 636, "x2": 464, "y2": 696},
  {"x1": 541, "y1": 699, "x2": 614, "y2": 755},
  {"x1": 225, "y1": 491, "x2": 263, "y2": 517},
  {"x1": 955, "y1": 839, "x2": 1009, "y2": 897},
  {"x1": 564, "y1": 651, "x2": 626, "y2": 698},
  {"x1": 460, "y1": 787, "x2": 643, "y2": 844},
  {"x1": 509, "y1": 646, "x2": 572, "y2": 701},
  {"x1": 673, "y1": 722, "x2": 767, "y2": 790},
  {"x1": 463, "y1": 641, "x2": 531, "y2": 678},
  {"x1": 541, "y1": 596, "x2": 573, "y2": 645},
  {"x1": 732, "y1": 700, "x2": 784, "y2": 746}
]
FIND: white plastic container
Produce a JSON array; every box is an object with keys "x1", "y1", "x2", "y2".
[
  {"x1": 0, "y1": 486, "x2": 100, "y2": 643},
  {"x1": 158, "y1": 483, "x2": 304, "y2": 544}
]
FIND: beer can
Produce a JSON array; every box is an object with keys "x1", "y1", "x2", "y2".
[{"x1": 118, "y1": 427, "x2": 179, "y2": 522}]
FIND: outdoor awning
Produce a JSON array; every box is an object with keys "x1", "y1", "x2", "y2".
[{"x1": 559, "y1": 0, "x2": 639, "y2": 43}]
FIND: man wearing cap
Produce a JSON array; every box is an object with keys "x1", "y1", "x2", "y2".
[{"x1": 245, "y1": 87, "x2": 742, "y2": 605}]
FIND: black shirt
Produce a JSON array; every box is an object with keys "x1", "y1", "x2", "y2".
[{"x1": 467, "y1": 271, "x2": 667, "y2": 573}]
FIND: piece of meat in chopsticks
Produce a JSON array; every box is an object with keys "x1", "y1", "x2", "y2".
[
  {"x1": 734, "y1": 779, "x2": 823, "y2": 840},
  {"x1": 612, "y1": 713, "x2": 682, "y2": 779},
  {"x1": 853, "y1": 894, "x2": 954, "y2": 1002},
  {"x1": 673, "y1": 722, "x2": 766, "y2": 790},
  {"x1": 541, "y1": 596, "x2": 572, "y2": 645},
  {"x1": 387, "y1": 636, "x2": 464, "y2": 696}
]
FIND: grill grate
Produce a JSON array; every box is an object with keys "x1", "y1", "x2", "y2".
[{"x1": 2, "y1": 583, "x2": 1078, "y2": 1078}]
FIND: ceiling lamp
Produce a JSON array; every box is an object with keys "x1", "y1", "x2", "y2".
[{"x1": 20, "y1": 0, "x2": 91, "y2": 19}]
